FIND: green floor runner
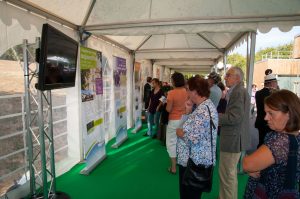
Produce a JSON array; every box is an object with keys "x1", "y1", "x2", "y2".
[{"x1": 56, "y1": 125, "x2": 248, "y2": 199}]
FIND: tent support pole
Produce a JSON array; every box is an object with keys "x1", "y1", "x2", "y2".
[
  {"x1": 246, "y1": 31, "x2": 256, "y2": 94},
  {"x1": 135, "y1": 35, "x2": 152, "y2": 51},
  {"x1": 81, "y1": 0, "x2": 97, "y2": 27},
  {"x1": 130, "y1": 52, "x2": 136, "y2": 128},
  {"x1": 197, "y1": 33, "x2": 224, "y2": 53},
  {"x1": 238, "y1": 31, "x2": 256, "y2": 175},
  {"x1": 23, "y1": 39, "x2": 36, "y2": 198},
  {"x1": 5, "y1": 0, "x2": 77, "y2": 30},
  {"x1": 223, "y1": 51, "x2": 227, "y2": 75}
]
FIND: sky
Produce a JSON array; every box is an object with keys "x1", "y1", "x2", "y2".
[{"x1": 232, "y1": 26, "x2": 300, "y2": 55}]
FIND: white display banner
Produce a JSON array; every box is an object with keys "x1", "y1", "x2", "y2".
[
  {"x1": 132, "y1": 62, "x2": 142, "y2": 133},
  {"x1": 80, "y1": 46, "x2": 106, "y2": 174},
  {"x1": 112, "y1": 56, "x2": 128, "y2": 148}
]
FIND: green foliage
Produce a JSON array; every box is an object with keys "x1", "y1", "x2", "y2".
[
  {"x1": 227, "y1": 53, "x2": 246, "y2": 74},
  {"x1": 277, "y1": 43, "x2": 293, "y2": 51},
  {"x1": 182, "y1": 72, "x2": 205, "y2": 79},
  {"x1": 0, "y1": 44, "x2": 36, "y2": 62},
  {"x1": 0, "y1": 48, "x2": 19, "y2": 61},
  {"x1": 0, "y1": 44, "x2": 23, "y2": 61},
  {"x1": 255, "y1": 47, "x2": 276, "y2": 62},
  {"x1": 255, "y1": 43, "x2": 293, "y2": 62},
  {"x1": 226, "y1": 43, "x2": 294, "y2": 77}
]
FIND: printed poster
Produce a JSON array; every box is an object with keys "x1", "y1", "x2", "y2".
[
  {"x1": 112, "y1": 56, "x2": 127, "y2": 147},
  {"x1": 133, "y1": 62, "x2": 142, "y2": 133},
  {"x1": 80, "y1": 46, "x2": 106, "y2": 174}
]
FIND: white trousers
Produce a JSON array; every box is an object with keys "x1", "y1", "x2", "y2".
[{"x1": 166, "y1": 120, "x2": 181, "y2": 158}]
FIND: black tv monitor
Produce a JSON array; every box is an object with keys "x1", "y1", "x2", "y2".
[{"x1": 37, "y1": 23, "x2": 79, "y2": 91}]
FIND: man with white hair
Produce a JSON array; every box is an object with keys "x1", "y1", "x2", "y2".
[{"x1": 218, "y1": 66, "x2": 250, "y2": 199}]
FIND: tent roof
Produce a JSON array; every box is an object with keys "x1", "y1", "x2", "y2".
[{"x1": 7, "y1": 0, "x2": 300, "y2": 73}]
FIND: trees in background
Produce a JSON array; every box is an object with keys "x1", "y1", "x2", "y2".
[
  {"x1": 226, "y1": 43, "x2": 294, "y2": 76},
  {"x1": 227, "y1": 53, "x2": 247, "y2": 74},
  {"x1": 255, "y1": 43, "x2": 293, "y2": 62},
  {"x1": 0, "y1": 44, "x2": 36, "y2": 62}
]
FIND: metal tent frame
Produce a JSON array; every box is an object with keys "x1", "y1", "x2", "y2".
[{"x1": 23, "y1": 39, "x2": 69, "y2": 199}]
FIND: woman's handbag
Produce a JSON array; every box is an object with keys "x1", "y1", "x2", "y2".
[
  {"x1": 182, "y1": 105, "x2": 216, "y2": 192},
  {"x1": 183, "y1": 158, "x2": 214, "y2": 192},
  {"x1": 253, "y1": 134, "x2": 299, "y2": 199}
]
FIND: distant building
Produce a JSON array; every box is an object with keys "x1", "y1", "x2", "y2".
[
  {"x1": 253, "y1": 36, "x2": 300, "y2": 97},
  {"x1": 293, "y1": 34, "x2": 300, "y2": 59}
]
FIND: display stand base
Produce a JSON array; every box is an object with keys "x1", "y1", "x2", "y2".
[
  {"x1": 131, "y1": 127, "x2": 141, "y2": 134},
  {"x1": 111, "y1": 136, "x2": 128, "y2": 149},
  {"x1": 80, "y1": 155, "x2": 107, "y2": 175}
]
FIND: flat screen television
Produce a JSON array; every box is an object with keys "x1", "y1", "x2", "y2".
[{"x1": 37, "y1": 23, "x2": 79, "y2": 91}]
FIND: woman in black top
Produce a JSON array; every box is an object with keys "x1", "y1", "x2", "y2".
[{"x1": 146, "y1": 78, "x2": 163, "y2": 138}]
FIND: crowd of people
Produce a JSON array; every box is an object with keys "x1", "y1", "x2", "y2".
[{"x1": 142, "y1": 68, "x2": 300, "y2": 199}]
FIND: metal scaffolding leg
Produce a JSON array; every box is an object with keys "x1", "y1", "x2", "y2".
[
  {"x1": 23, "y1": 39, "x2": 70, "y2": 199},
  {"x1": 23, "y1": 39, "x2": 42, "y2": 198},
  {"x1": 37, "y1": 90, "x2": 56, "y2": 199}
]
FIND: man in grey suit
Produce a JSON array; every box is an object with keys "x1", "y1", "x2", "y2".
[{"x1": 218, "y1": 66, "x2": 250, "y2": 199}]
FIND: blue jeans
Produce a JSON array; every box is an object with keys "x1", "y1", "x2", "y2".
[{"x1": 147, "y1": 111, "x2": 161, "y2": 136}]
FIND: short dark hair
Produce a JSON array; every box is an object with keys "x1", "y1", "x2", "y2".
[
  {"x1": 171, "y1": 72, "x2": 185, "y2": 87},
  {"x1": 187, "y1": 76, "x2": 210, "y2": 98},
  {"x1": 147, "y1": 77, "x2": 152, "y2": 83},
  {"x1": 151, "y1": 78, "x2": 159, "y2": 84},
  {"x1": 217, "y1": 81, "x2": 226, "y2": 91},
  {"x1": 265, "y1": 89, "x2": 300, "y2": 132},
  {"x1": 208, "y1": 72, "x2": 221, "y2": 84}
]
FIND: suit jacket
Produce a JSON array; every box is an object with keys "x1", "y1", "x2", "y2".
[
  {"x1": 219, "y1": 82, "x2": 251, "y2": 153},
  {"x1": 254, "y1": 87, "x2": 271, "y2": 132}
]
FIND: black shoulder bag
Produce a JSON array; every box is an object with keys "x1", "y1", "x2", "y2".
[{"x1": 182, "y1": 105, "x2": 216, "y2": 192}]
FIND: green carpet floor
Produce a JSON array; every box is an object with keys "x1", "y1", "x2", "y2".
[{"x1": 56, "y1": 125, "x2": 248, "y2": 199}]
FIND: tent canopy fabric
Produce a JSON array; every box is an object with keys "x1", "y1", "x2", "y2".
[
  {"x1": 7, "y1": 0, "x2": 300, "y2": 73},
  {"x1": 19, "y1": 0, "x2": 300, "y2": 32}
]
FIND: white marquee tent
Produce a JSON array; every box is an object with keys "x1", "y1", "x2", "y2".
[
  {"x1": 1, "y1": 0, "x2": 300, "y2": 198},
  {"x1": 2, "y1": 0, "x2": 300, "y2": 73}
]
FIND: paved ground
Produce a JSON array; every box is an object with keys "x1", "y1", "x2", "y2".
[
  {"x1": 248, "y1": 112, "x2": 259, "y2": 154},
  {"x1": 0, "y1": 60, "x2": 25, "y2": 95}
]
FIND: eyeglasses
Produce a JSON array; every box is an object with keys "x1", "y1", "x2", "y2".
[{"x1": 225, "y1": 73, "x2": 236, "y2": 78}]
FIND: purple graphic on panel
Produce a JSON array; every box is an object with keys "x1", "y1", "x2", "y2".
[
  {"x1": 116, "y1": 57, "x2": 126, "y2": 74},
  {"x1": 95, "y1": 77, "x2": 103, "y2": 94}
]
